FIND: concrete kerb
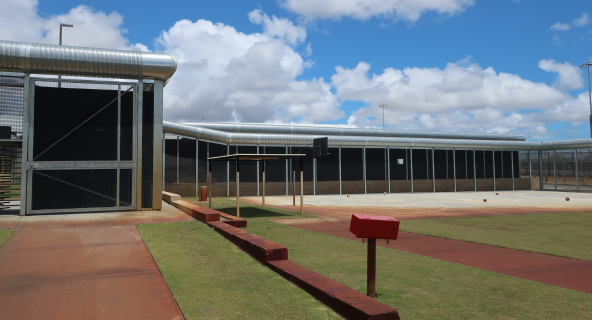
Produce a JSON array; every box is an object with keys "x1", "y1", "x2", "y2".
[{"x1": 161, "y1": 191, "x2": 400, "y2": 320}]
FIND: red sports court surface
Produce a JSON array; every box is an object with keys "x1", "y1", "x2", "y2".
[
  {"x1": 241, "y1": 191, "x2": 592, "y2": 294},
  {"x1": 0, "y1": 202, "x2": 193, "y2": 320}
]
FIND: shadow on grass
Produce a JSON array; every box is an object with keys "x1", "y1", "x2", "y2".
[{"x1": 217, "y1": 207, "x2": 293, "y2": 219}]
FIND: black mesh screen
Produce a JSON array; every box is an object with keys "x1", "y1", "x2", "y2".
[
  {"x1": 485, "y1": 151, "x2": 494, "y2": 178},
  {"x1": 366, "y1": 148, "x2": 386, "y2": 180},
  {"x1": 513, "y1": 151, "x2": 520, "y2": 178},
  {"x1": 142, "y1": 90, "x2": 154, "y2": 208},
  {"x1": 198, "y1": 141, "x2": 208, "y2": 183},
  {"x1": 412, "y1": 149, "x2": 428, "y2": 180},
  {"x1": 494, "y1": 151, "x2": 502, "y2": 179},
  {"x1": 120, "y1": 92, "x2": 133, "y2": 161},
  {"x1": 263, "y1": 147, "x2": 286, "y2": 182},
  {"x1": 502, "y1": 151, "x2": 512, "y2": 178},
  {"x1": 0, "y1": 75, "x2": 24, "y2": 138},
  {"x1": 434, "y1": 150, "x2": 447, "y2": 179},
  {"x1": 119, "y1": 169, "x2": 133, "y2": 207},
  {"x1": 32, "y1": 169, "x2": 117, "y2": 210},
  {"x1": 290, "y1": 147, "x2": 313, "y2": 181},
  {"x1": 33, "y1": 86, "x2": 122, "y2": 161},
  {"x1": 317, "y1": 148, "x2": 339, "y2": 181},
  {"x1": 164, "y1": 139, "x2": 177, "y2": 183},
  {"x1": 228, "y1": 146, "x2": 237, "y2": 183},
  {"x1": 341, "y1": 148, "x2": 363, "y2": 181},
  {"x1": 209, "y1": 142, "x2": 228, "y2": 183},
  {"x1": 389, "y1": 148, "x2": 408, "y2": 180},
  {"x1": 467, "y1": 150, "x2": 475, "y2": 179},
  {"x1": 179, "y1": 139, "x2": 196, "y2": 183},
  {"x1": 455, "y1": 150, "x2": 467, "y2": 179},
  {"x1": 475, "y1": 151, "x2": 485, "y2": 178},
  {"x1": 238, "y1": 146, "x2": 257, "y2": 182}
]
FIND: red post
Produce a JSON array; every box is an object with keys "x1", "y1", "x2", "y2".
[{"x1": 367, "y1": 238, "x2": 376, "y2": 297}]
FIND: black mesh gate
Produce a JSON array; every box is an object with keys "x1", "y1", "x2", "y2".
[{"x1": 25, "y1": 79, "x2": 137, "y2": 214}]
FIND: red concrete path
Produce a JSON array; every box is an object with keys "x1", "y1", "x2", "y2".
[
  {"x1": 273, "y1": 218, "x2": 592, "y2": 294},
  {"x1": 0, "y1": 203, "x2": 193, "y2": 320}
]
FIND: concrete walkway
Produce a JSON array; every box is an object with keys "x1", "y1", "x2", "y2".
[{"x1": 0, "y1": 202, "x2": 193, "y2": 320}]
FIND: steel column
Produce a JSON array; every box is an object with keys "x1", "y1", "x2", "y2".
[
  {"x1": 313, "y1": 158, "x2": 316, "y2": 195},
  {"x1": 538, "y1": 150, "x2": 544, "y2": 190},
  {"x1": 339, "y1": 147, "x2": 342, "y2": 195},
  {"x1": 410, "y1": 148, "x2": 414, "y2": 193},
  {"x1": 473, "y1": 150, "x2": 476, "y2": 191},
  {"x1": 286, "y1": 146, "x2": 289, "y2": 195},
  {"x1": 511, "y1": 150, "x2": 515, "y2": 191},
  {"x1": 20, "y1": 74, "x2": 31, "y2": 216},
  {"x1": 153, "y1": 80, "x2": 164, "y2": 209},
  {"x1": 575, "y1": 149, "x2": 579, "y2": 192},
  {"x1": 136, "y1": 79, "x2": 143, "y2": 210},
  {"x1": 528, "y1": 151, "x2": 532, "y2": 190},
  {"x1": 432, "y1": 148, "x2": 435, "y2": 192},
  {"x1": 493, "y1": 151, "x2": 496, "y2": 191},
  {"x1": 453, "y1": 150, "x2": 457, "y2": 192},
  {"x1": 363, "y1": 147, "x2": 367, "y2": 194},
  {"x1": 387, "y1": 147, "x2": 391, "y2": 193},
  {"x1": 553, "y1": 150, "x2": 557, "y2": 191}
]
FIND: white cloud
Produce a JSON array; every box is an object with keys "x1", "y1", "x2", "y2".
[
  {"x1": 550, "y1": 12, "x2": 590, "y2": 32},
  {"x1": 248, "y1": 9, "x2": 306, "y2": 45},
  {"x1": 0, "y1": 0, "x2": 145, "y2": 50},
  {"x1": 573, "y1": 12, "x2": 590, "y2": 27},
  {"x1": 331, "y1": 60, "x2": 588, "y2": 138},
  {"x1": 281, "y1": 0, "x2": 475, "y2": 22},
  {"x1": 550, "y1": 22, "x2": 571, "y2": 31},
  {"x1": 538, "y1": 59, "x2": 583, "y2": 91},
  {"x1": 158, "y1": 14, "x2": 342, "y2": 123}
]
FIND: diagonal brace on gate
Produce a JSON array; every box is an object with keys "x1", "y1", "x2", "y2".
[
  {"x1": 33, "y1": 86, "x2": 133, "y2": 161},
  {"x1": 34, "y1": 171, "x2": 131, "y2": 206}
]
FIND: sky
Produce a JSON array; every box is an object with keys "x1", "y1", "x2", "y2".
[{"x1": 2, "y1": 0, "x2": 592, "y2": 141}]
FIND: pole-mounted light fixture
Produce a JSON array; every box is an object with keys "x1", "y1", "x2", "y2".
[
  {"x1": 579, "y1": 62, "x2": 592, "y2": 138},
  {"x1": 379, "y1": 104, "x2": 387, "y2": 130},
  {"x1": 58, "y1": 23, "x2": 73, "y2": 88}
]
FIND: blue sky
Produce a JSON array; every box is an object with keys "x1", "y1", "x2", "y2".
[{"x1": 4, "y1": 0, "x2": 592, "y2": 140}]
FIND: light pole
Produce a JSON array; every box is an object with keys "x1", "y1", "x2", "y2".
[
  {"x1": 579, "y1": 62, "x2": 592, "y2": 138},
  {"x1": 379, "y1": 104, "x2": 387, "y2": 129},
  {"x1": 58, "y1": 23, "x2": 73, "y2": 88}
]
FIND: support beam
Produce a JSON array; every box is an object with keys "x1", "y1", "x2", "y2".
[
  {"x1": 176, "y1": 136, "x2": 179, "y2": 184},
  {"x1": 313, "y1": 158, "x2": 316, "y2": 195},
  {"x1": 553, "y1": 150, "x2": 557, "y2": 191},
  {"x1": 387, "y1": 147, "x2": 391, "y2": 193},
  {"x1": 195, "y1": 139, "x2": 198, "y2": 198},
  {"x1": 256, "y1": 145, "x2": 259, "y2": 197},
  {"x1": 262, "y1": 160, "x2": 266, "y2": 208},
  {"x1": 363, "y1": 147, "x2": 367, "y2": 194},
  {"x1": 511, "y1": 150, "x2": 515, "y2": 191},
  {"x1": 575, "y1": 150, "x2": 579, "y2": 192},
  {"x1": 453, "y1": 150, "x2": 457, "y2": 193},
  {"x1": 432, "y1": 148, "x2": 435, "y2": 192},
  {"x1": 153, "y1": 80, "x2": 164, "y2": 209},
  {"x1": 286, "y1": 146, "x2": 289, "y2": 196},
  {"x1": 493, "y1": 151, "x2": 497, "y2": 191},
  {"x1": 473, "y1": 150, "x2": 477, "y2": 192},
  {"x1": 208, "y1": 161, "x2": 212, "y2": 208},
  {"x1": 236, "y1": 158, "x2": 240, "y2": 217},
  {"x1": 538, "y1": 150, "x2": 544, "y2": 191},
  {"x1": 528, "y1": 151, "x2": 532, "y2": 190},
  {"x1": 300, "y1": 157, "x2": 304, "y2": 216},
  {"x1": 339, "y1": 147, "x2": 342, "y2": 195},
  {"x1": 410, "y1": 148, "x2": 414, "y2": 193},
  {"x1": 226, "y1": 144, "x2": 229, "y2": 198}
]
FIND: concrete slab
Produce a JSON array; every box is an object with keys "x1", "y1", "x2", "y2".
[
  {"x1": 0, "y1": 201, "x2": 191, "y2": 320},
  {"x1": 245, "y1": 190, "x2": 592, "y2": 220}
]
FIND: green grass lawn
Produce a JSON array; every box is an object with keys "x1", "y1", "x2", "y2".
[
  {"x1": 399, "y1": 212, "x2": 592, "y2": 261},
  {"x1": 0, "y1": 229, "x2": 15, "y2": 247},
  {"x1": 187, "y1": 197, "x2": 592, "y2": 320},
  {"x1": 137, "y1": 221, "x2": 341, "y2": 320}
]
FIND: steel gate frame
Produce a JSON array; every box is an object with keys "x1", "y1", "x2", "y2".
[{"x1": 21, "y1": 77, "x2": 139, "y2": 215}]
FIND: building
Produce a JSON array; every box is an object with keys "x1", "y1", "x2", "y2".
[{"x1": 162, "y1": 122, "x2": 592, "y2": 197}]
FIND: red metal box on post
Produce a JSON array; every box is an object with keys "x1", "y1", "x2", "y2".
[{"x1": 349, "y1": 214, "x2": 400, "y2": 239}]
